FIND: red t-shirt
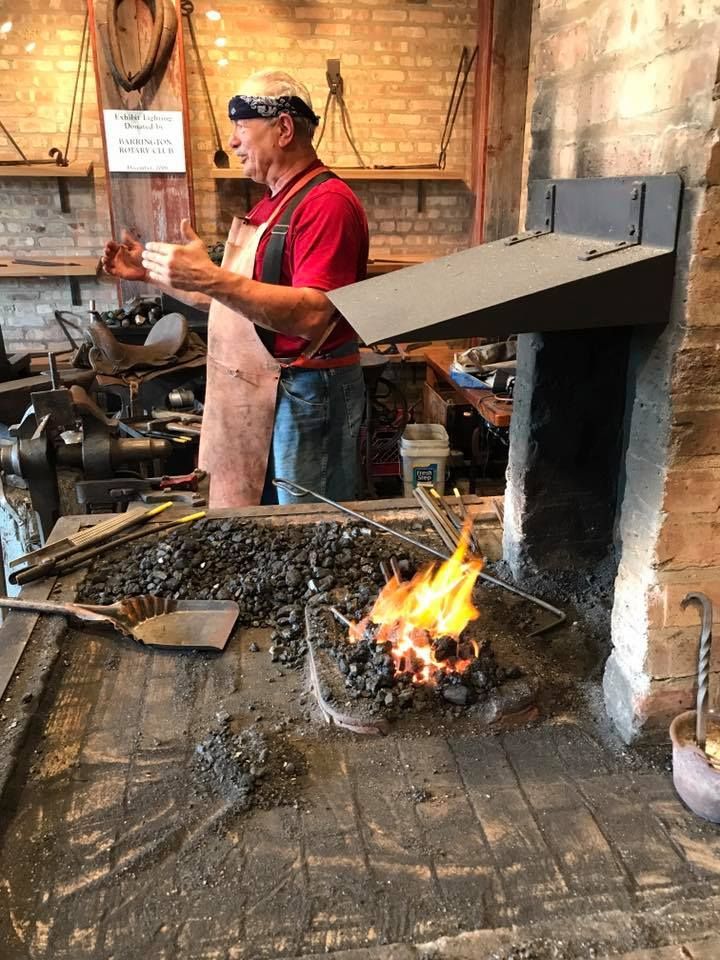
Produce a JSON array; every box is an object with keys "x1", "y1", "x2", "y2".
[{"x1": 245, "y1": 159, "x2": 369, "y2": 357}]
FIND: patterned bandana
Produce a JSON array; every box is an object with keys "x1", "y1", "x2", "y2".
[{"x1": 228, "y1": 94, "x2": 320, "y2": 126}]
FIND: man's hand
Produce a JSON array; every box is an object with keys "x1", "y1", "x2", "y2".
[
  {"x1": 142, "y1": 219, "x2": 217, "y2": 292},
  {"x1": 101, "y1": 229, "x2": 147, "y2": 282}
]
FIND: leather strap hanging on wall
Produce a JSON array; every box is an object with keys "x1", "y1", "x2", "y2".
[{"x1": 98, "y1": 0, "x2": 178, "y2": 93}]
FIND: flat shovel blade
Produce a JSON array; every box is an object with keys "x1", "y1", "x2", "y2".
[{"x1": 131, "y1": 600, "x2": 240, "y2": 651}]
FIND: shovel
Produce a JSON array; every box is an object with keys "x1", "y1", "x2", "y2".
[{"x1": 0, "y1": 595, "x2": 240, "y2": 652}]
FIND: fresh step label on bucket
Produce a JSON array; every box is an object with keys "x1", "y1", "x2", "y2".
[{"x1": 413, "y1": 464, "x2": 437, "y2": 485}]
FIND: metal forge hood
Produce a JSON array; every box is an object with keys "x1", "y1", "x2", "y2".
[{"x1": 328, "y1": 175, "x2": 683, "y2": 345}]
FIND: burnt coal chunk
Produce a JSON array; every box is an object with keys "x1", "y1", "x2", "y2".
[
  {"x1": 432, "y1": 636, "x2": 458, "y2": 662},
  {"x1": 457, "y1": 641, "x2": 476, "y2": 661}
]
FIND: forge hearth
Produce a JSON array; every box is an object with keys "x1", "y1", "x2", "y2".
[
  {"x1": 77, "y1": 515, "x2": 432, "y2": 667},
  {"x1": 77, "y1": 510, "x2": 544, "y2": 736},
  {"x1": 304, "y1": 606, "x2": 538, "y2": 735},
  {"x1": 323, "y1": 530, "x2": 538, "y2": 726}
]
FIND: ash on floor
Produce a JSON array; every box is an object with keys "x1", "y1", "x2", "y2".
[
  {"x1": 194, "y1": 717, "x2": 304, "y2": 809},
  {"x1": 486, "y1": 940, "x2": 599, "y2": 960}
]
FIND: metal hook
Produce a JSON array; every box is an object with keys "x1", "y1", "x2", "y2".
[{"x1": 681, "y1": 591, "x2": 713, "y2": 750}]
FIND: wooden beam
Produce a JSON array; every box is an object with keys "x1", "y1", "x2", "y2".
[
  {"x1": 472, "y1": 0, "x2": 533, "y2": 244},
  {"x1": 87, "y1": 0, "x2": 194, "y2": 302}
]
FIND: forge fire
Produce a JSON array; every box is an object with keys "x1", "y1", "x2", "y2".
[{"x1": 349, "y1": 529, "x2": 486, "y2": 687}]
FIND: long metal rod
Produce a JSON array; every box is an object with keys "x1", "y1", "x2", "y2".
[
  {"x1": 14, "y1": 512, "x2": 206, "y2": 585},
  {"x1": 273, "y1": 479, "x2": 447, "y2": 561},
  {"x1": 273, "y1": 478, "x2": 566, "y2": 636},
  {"x1": 9, "y1": 503, "x2": 174, "y2": 584},
  {"x1": 433, "y1": 488, "x2": 462, "y2": 532},
  {"x1": 453, "y1": 486, "x2": 468, "y2": 520},
  {"x1": 451, "y1": 486, "x2": 481, "y2": 554},
  {"x1": 415, "y1": 487, "x2": 460, "y2": 548},
  {"x1": 329, "y1": 606, "x2": 351, "y2": 629},
  {"x1": 10, "y1": 507, "x2": 149, "y2": 568}
]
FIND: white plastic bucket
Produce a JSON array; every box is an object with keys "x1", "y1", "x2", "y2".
[{"x1": 400, "y1": 423, "x2": 450, "y2": 496}]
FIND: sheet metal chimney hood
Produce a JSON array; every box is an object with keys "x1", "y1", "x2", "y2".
[{"x1": 328, "y1": 174, "x2": 683, "y2": 345}]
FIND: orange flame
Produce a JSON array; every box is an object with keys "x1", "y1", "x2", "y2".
[{"x1": 350, "y1": 524, "x2": 483, "y2": 683}]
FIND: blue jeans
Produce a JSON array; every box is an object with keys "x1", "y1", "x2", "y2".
[{"x1": 263, "y1": 362, "x2": 365, "y2": 504}]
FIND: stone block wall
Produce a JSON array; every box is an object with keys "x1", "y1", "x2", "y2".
[
  {"x1": 0, "y1": 0, "x2": 478, "y2": 352},
  {"x1": 516, "y1": 0, "x2": 720, "y2": 740}
]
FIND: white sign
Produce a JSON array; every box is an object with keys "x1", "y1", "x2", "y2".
[{"x1": 103, "y1": 110, "x2": 186, "y2": 173}]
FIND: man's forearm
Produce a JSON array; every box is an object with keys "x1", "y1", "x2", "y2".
[
  {"x1": 151, "y1": 276, "x2": 212, "y2": 312},
  {"x1": 205, "y1": 268, "x2": 334, "y2": 341}
]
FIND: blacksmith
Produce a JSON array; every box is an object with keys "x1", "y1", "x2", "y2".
[{"x1": 102, "y1": 69, "x2": 368, "y2": 507}]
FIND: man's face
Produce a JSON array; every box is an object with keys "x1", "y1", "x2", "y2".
[{"x1": 228, "y1": 117, "x2": 279, "y2": 184}]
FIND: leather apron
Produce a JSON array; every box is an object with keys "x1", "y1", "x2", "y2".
[{"x1": 198, "y1": 167, "x2": 343, "y2": 508}]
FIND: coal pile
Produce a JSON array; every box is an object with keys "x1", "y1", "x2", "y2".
[
  {"x1": 77, "y1": 518, "x2": 426, "y2": 666},
  {"x1": 194, "y1": 717, "x2": 304, "y2": 808}
]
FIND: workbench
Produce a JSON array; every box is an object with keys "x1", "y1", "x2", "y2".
[{"x1": 423, "y1": 345, "x2": 513, "y2": 429}]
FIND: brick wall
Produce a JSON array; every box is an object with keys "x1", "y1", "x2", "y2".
[
  {"x1": 0, "y1": 0, "x2": 477, "y2": 353},
  {"x1": 187, "y1": 0, "x2": 477, "y2": 256},
  {"x1": 0, "y1": 1, "x2": 114, "y2": 351},
  {"x1": 524, "y1": 0, "x2": 720, "y2": 739}
]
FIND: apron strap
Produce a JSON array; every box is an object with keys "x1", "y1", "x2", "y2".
[
  {"x1": 261, "y1": 170, "x2": 338, "y2": 285},
  {"x1": 254, "y1": 168, "x2": 338, "y2": 356}
]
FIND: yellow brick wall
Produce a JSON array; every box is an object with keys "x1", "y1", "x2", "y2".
[
  {"x1": 0, "y1": 0, "x2": 478, "y2": 351},
  {"x1": 187, "y1": 0, "x2": 477, "y2": 256},
  {"x1": 0, "y1": 2, "x2": 113, "y2": 349}
]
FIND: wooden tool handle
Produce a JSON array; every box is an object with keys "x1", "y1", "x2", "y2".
[{"x1": 0, "y1": 597, "x2": 110, "y2": 624}]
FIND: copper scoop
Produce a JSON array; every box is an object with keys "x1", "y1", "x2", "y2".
[{"x1": 0, "y1": 595, "x2": 240, "y2": 651}]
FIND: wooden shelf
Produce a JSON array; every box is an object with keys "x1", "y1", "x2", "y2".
[
  {"x1": 0, "y1": 162, "x2": 94, "y2": 212},
  {"x1": 211, "y1": 165, "x2": 469, "y2": 211},
  {"x1": 367, "y1": 256, "x2": 431, "y2": 276},
  {"x1": 210, "y1": 166, "x2": 465, "y2": 183},
  {"x1": 0, "y1": 162, "x2": 94, "y2": 178},
  {"x1": 0, "y1": 255, "x2": 98, "y2": 277},
  {"x1": 0, "y1": 255, "x2": 98, "y2": 305},
  {"x1": 0, "y1": 251, "x2": 427, "y2": 302}
]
